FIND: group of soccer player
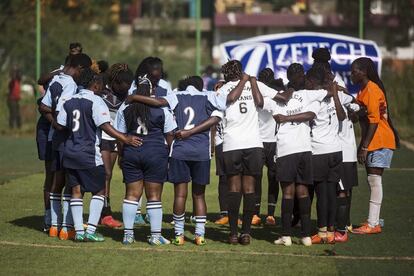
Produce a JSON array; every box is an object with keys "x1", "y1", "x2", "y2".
[{"x1": 36, "y1": 42, "x2": 398, "y2": 246}]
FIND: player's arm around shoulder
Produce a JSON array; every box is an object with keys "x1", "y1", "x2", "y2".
[
  {"x1": 250, "y1": 76, "x2": 264, "y2": 108},
  {"x1": 225, "y1": 73, "x2": 250, "y2": 105}
]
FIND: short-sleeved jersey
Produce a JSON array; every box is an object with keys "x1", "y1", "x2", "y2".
[
  {"x1": 257, "y1": 81, "x2": 279, "y2": 143},
  {"x1": 338, "y1": 97, "x2": 359, "y2": 162},
  {"x1": 356, "y1": 81, "x2": 396, "y2": 151},
  {"x1": 128, "y1": 80, "x2": 172, "y2": 97},
  {"x1": 114, "y1": 103, "x2": 176, "y2": 147},
  {"x1": 101, "y1": 88, "x2": 124, "y2": 141},
  {"x1": 263, "y1": 89, "x2": 327, "y2": 158},
  {"x1": 311, "y1": 91, "x2": 353, "y2": 155},
  {"x1": 164, "y1": 86, "x2": 223, "y2": 161},
  {"x1": 216, "y1": 80, "x2": 263, "y2": 152},
  {"x1": 57, "y1": 89, "x2": 110, "y2": 169}
]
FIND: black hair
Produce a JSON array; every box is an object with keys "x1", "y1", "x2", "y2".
[
  {"x1": 286, "y1": 63, "x2": 304, "y2": 81},
  {"x1": 353, "y1": 57, "x2": 400, "y2": 147},
  {"x1": 177, "y1": 78, "x2": 188, "y2": 91},
  {"x1": 312, "y1": 48, "x2": 331, "y2": 63},
  {"x1": 97, "y1": 60, "x2": 109, "y2": 73},
  {"x1": 69, "y1": 42, "x2": 82, "y2": 51},
  {"x1": 78, "y1": 67, "x2": 103, "y2": 89},
  {"x1": 185, "y1": 76, "x2": 204, "y2": 91},
  {"x1": 258, "y1": 68, "x2": 274, "y2": 84},
  {"x1": 108, "y1": 63, "x2": 133, "y2": 88},
  {"x1": 268, "y1": 78, "x2": 285, "y2": 91},
  {"x1": 221, "y1": 60, "x2": 242, "y2": 82},
  {"x1": 305, "y1": 67, "x2": 325, "y2": 86},
  {"x1": 134, "y1": 57, "x2": 163, "y2": 88},
  {"x1": 125, "y1": 79, "x2": 151, "y2": 133},
  {"x1": 68, "y1": 53, "x2": 92, "y2": 69}
]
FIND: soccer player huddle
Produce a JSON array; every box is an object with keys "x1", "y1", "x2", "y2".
[{"x1": 36, "y1": 42, "x2": 398, "y2": 246}]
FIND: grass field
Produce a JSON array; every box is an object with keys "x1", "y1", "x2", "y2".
[{"x1": 0, "y1": 136, "x2": 413, "y2": 275}]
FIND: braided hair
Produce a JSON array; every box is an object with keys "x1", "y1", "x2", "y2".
[
  {"x1": 258, "y1": 68, "x2": 274, "y2": 85},
  {"x1": 108, "y1": 63, "x2": 133, "y2": 92},
  {"x1": 125, "y1": 77, "x2": 151, "y2": 134},
  {"x1": 312, "y1": 48, "x2": 332, "y2": 83},
  {"x1": 78, "y1": 67, "x2": 103, "y2": 89},
  {"x1": 221, "y1": 60, "x2": 242, "y2": 82},
  {"x1": 286, "y1": 63, "x2": 304, "y2": 81},
  {"x1": 353, "y1": 57, "x2": 400, "y2": 147}
]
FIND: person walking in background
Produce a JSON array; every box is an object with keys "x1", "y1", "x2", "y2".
[{"x1": 7, "y1": 67, "x2": 22, "y2": 129}]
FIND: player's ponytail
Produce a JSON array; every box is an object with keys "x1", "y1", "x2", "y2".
[{"x1": 124, "y1": 78, "x2": 151, "y2": 133}]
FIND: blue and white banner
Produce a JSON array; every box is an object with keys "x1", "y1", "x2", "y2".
[{"x1": 220, "y1": 32, "x2": 382, "y2": 93}]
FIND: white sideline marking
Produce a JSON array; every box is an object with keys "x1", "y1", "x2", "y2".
[{"x1": 1, "y1": 240, "x2": 413, "y2": 261}]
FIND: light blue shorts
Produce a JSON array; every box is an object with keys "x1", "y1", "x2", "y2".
[{"x1": 366, "y1": 148, "x2": 394, "y2": 168}]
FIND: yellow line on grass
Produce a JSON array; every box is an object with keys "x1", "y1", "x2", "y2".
[{"x1": 1, "y1": 240, "x2": 413, "y2": 262}]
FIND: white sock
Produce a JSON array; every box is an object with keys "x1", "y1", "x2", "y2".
[{"x1": 367, "y1": 174, "x2": 383, "y2": 227}]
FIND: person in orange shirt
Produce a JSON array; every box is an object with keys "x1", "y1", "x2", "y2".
[{"x1": 350, "y1": 57, "x2": 399, "y2": 234}]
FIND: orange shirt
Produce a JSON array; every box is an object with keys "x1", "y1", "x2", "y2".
[{"x1": 356, "y1": 81, "x2": 396, "y2": 151}]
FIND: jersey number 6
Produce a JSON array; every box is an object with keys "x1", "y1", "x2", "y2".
[{"x1": 239, "y1": 102, "x2": 247, "y2": 114}]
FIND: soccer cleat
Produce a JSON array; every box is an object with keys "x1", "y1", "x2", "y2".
[
  {"x1": 148, "y1": 235, "x2": 171, "y2": 246},
  {"x1": 194, "y1": 236, "x2": 206, "y2": 246},
  {"x1": 239, "y1": 234, "x2": 251, "y2": 245},
  {"x1": 59, "y1": 229, "x2": 76, "y2": 240},
  {"x1": 74, "y1": 233, "x2": 85, "y2": 242},
  {"x1": 334, "y1": 231, "x2": 349, "y2": 243},
  {"x1": 311, "y1": 233, "x2": 335, "y2": 244},
  {"x1": 214, "y1": 216, "x2": 229, "y2": 225},
  {"x1": 238, "y1": 219, "x2": 242, "y2": 225},
  {"x1": 346, "y1": 225, "x2": 353, "y2": 233},
  {"x1": 122, "y1": 234, "x2": 135, "y2": 245},
  {"x1": 134, "y1": 214, "x2": 146, "y2": 225},
  {"x1": 229, "y1": 234, "x2": 239, "y2": 245},
  {"x1": 251, "y1": 215, "x2": 262, "y2": 226},
  {"x1": 49, "y1": 226, "x2": 59, "y2": 238},
  {"x1": 352, "y1": 224, "x2": 382, "y2": 234},
  {"x1": 101, "y1": 215, "x2": 122, "y2": 228},
  {"x1": 172, "y1": 235, "x2": 185, "y2": 246},
  {"x1": 85, "y1": 232, "x2": 105, "y2": 242},
  {"x1": 265, "y1": 216, "x2": 276, "y2": 226},
  {"x1": 274, "y1": 236, "x2": 292, "y2": 246},
  {"x1": 301, "y1": 237, "x2": 312, "y2": 246}
]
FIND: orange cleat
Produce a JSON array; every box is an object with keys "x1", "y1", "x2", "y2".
[
  {"x1": 353, "y1": 224, "x2": 381, "y2": 234},
  {"x1": 311, "y1": 233, "x2": 335, "y2": 244},
  {"x1": 49, "y1": 226, "x2": 59, "y2": 238},
  {"x1": 214, "y1": 216, "x2": 229, "y2": 225},
  {"x1": 334, "y1": 231, "x2": 348, "y2": 243},
  {"x1": 265, "y1": 216, "x2": 276, "y2": 226},
  {"x1": 59, "y1": 229, "x2": 76, "y2": 240},
  {"x1": 100, "y1": 215, "x2": 122, "y2": 228},
  {"x1": 251, "y1": 215, "x2": 261, "y2": 226}
]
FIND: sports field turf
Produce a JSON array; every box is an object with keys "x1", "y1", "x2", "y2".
[{"x1": 0, "y1": 136, "x2": 413, "y2": 275}]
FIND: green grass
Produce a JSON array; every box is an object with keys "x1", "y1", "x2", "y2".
[{"x1": 0, "y1": 137, "x2": 413, "y2": 275}]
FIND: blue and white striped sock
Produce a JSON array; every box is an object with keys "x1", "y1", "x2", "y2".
[
  {"x1": 61, "y1": 194, "x2": 72, "y2": 231},
  {"x1": 147, "y1": 201, "x2": 162, "y2": 237},
  {"x1": 86, "y1": 195, "x2": 105, "y2": 234},
  {"x1": 50, "y1": 193, "x2": 62, "y2": 228},
  {"x1": 123, "y1": 199, "x2": 139, "y2": 236},
  {"x1": 173, "y1": 213, "x2": 185, "y2": 236},
  {"x1": 195, "y1": 216, "x2": 207, "y2": 237},
  {"x1": 70, "y1": 198, "x2": 84, "y2": 235}
]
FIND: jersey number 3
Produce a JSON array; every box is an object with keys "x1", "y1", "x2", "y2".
[
  {"x1": 72, "y1": 109, "x2": 80, "y2": 132},
  {"x1": 183, "y1": 106, "x2": 195, "y2": 130}
]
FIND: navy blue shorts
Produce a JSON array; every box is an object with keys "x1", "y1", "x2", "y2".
[
  {"x1": 50, "y1": 150, "x2": 64, "y2": 172},
  {"x1": 36, "y1": 130, "x2": 49, "y2": 161},
  {"x1": 168, "y1": 158, "x2": 211, "y2": 185},
  {"x1": 122, "y1": 146, "x2": 168, "y2": 184},
  {"x1": 66, "y1": 165, "x2": 105, "y2": 194}
]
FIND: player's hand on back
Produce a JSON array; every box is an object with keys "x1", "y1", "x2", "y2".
[
  {"x1": 175, "y1": 129, "x2": 191, "y2": 140},
  {"x1": 274, "y1": 114, "x2": 287, "y2": 124},
  {"x1": 214, "y1": 81, "x2": 225, "y2": 91},
  {"x1": 124, "y1": 135, "x2": 143, "y2": 147}
]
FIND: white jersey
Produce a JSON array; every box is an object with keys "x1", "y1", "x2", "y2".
[
  {"x1": 263, "y1": 89, "x2": 327, "y2": 158},
  {"x1": 311, "y1": 91, "x2": 353, "y2": 155},
  {"x1": 338, "y1": 98, "x2": 360, "y2": 162},
  {"x1": 257, "y1": 82, "x2": 279, "y2": 143},
  {"x1": 217, "y1": 80, "x2": 263, "y2": 152}
]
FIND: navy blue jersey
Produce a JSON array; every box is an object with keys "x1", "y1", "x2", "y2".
[
  {"x1": 36, "y1": 97, "x2": 51, "y2": 132},
  {"x1": 57, "y1": 89, "x2": 110, "y2": 169},
  {"x1": 164, "y1": 86, "x2": 225, "y2": 161},
  {"x1": 128, "y1": 80, "x2": 172, "y2": 97}
]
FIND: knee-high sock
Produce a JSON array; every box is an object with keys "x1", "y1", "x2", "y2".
[
  {"x1": 173, "y1": 213, "x2": 185, "y2": 236},
  {"x1": 336, "y1": 197, "x2": 348, "y2": 232},
  {"x1": 346, "y1": 190, "x2": 352, "y2": 226},
  {"x1": 281, "y1": 198, "x2": 294, "y2": 236},
  {"x1": 327, "y1": 182, "x2": 337, "y2": 228},
  {"x1": 298, "y1": 197, "x2": 311, "y2": 237},
  {"x1": 315, "y1": 181, "x2": 328, "y2": 228},
  {"x1": 227, "y1": 192, "x2": 242, "y2": 236},
  {"x1": 44, "y1": 208, "x2": 51, "y2": 228},
  {"x1": 50, "y1": 193, "x2": 62, "y2": 228},
  {"x1": 367, "y1": 174, "x2": 383, "y2": 227},
  {"x1": 70, "y1": 198, "x2": 84, "y2": 235},
  {"x1": 267, "y1": 171, "x2": 278, "y2": 216},
  {"x1": 146, "y1": 201, "x2": 162, "y2": 237},
  {"x1": 123, "y1": 199, "x2": 138, "y2": 236},
  {"x1": 86, "y1": 195, "x2": 105, "y2": 234},
  {"x1": 218, "y1": 175, "x2": 228, "y2": 216},
  {"x1": 254, "y1": 175, "x2": 262, "y2": 215},
  {"x1": 194, "y1": 216, "x2": 207, "y2": 237},
  {"x1": 61, "y1": 194, "x2": 73, "y2": 231},
  {"x1": 242, "y1": 193, "x2": 255, "y2": 234}
]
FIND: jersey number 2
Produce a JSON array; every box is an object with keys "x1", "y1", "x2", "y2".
[
  {"x1": 183, "y1": 107, "x2": 195, "y2": 130},
  {"x1": 72, "y1": 109, "x2": 80, "y2": 132}
]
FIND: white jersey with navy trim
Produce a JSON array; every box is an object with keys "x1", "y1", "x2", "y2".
[
  {"x1": 262, "y1": 89, "x2": 327, "y2": 158},
  {"x1": 216, "y1": 80, "x2": 263, "y2": 152},
  {"x1": 57, "y1": 89, "x2": 110, "y2": 169}
]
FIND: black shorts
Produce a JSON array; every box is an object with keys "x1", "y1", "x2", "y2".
[
  {"x1": 100, "y1": 139, "x2": 117, "y2": 152},
  {"x1": 215, "y1": 144, "x2": 225, "y2": 176},
  {"x1": 312, "y1": 151, "x2": 343, "y2": 183},
  {"x1": 263, "y1": 142, "x2": 276, "y2": 172},
  {"x1": 338, "y1": 162, "x2": 358, "y2": 191},
  {"x1": 67, "y1": 165, "x2": 106, "y2": 194},
  {"x1": 223, "y1": 147, "x2": 263, "y2": 176},
  {"x1": 276, "y1": 151, "x2": 313, "y2": 185}
]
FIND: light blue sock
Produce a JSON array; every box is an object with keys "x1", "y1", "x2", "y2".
[
  {"x1": 61, "y1": 194, "x2": 72, "y2": 231},
  {"x1": 44, "y1": 208, "x2": 51, "y2": 227},
  {"x1": 50, "y1": 193, "x2": 62, "y2": 228},
  {"x1": 173, "y1": 213, "x2": 185, "y2": 236},
  {"x1": 70, "y1": 198, "x2": 84, "y2": 235},
  {"x1": 123, "y1": 199, "x2": 138, "y2": 236},
  {"x1": 195, "y1": 216, "x2": 207, "y2": 237},
  {"x1": 86, "y1": 195, "x2": 105, "y2": 234},
  {"x1": 147, "y1": 201, "x2": 162, "y2": 237}
]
